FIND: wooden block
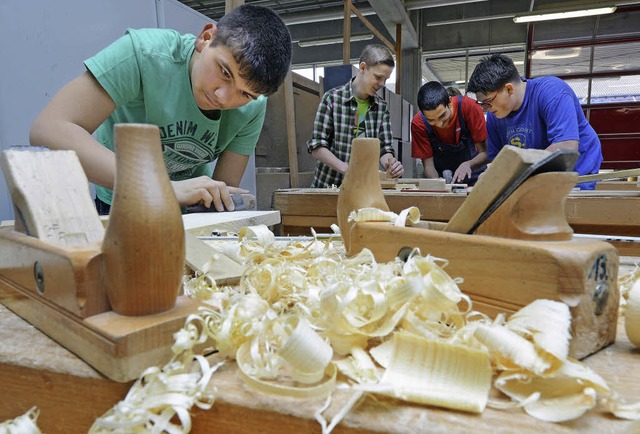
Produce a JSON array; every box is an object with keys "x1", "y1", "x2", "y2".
[
  {"x1": 0, "y1": 149, "x2": 104, "y2": 245},
  {"x1": 0, "y1": 273, "x2": 201, "y2": 382},
  {"x1": 348, "y1": 222, "x2": 619, "y2": 359},
  {"x1": 379, "y1": 179, "x2": 398, "y2": 189},
  {"x1": 578, "y1": 167, "x2": 640, "y2": 183},
  {"x1": 418, "y1": 178, "x2": 447, "y2": 191},
  {"x1": 595, "y1": 181, "x2": 640, "y2": 191},
  {"x1": 184, "y1": 232, "x2": 243, "y2": 284},
  {"x1": 182, "y1": 210, "x2": 281, "y2": 236}
]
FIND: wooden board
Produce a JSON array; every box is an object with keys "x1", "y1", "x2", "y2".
[
  {"x1": 272, "y1": 189, "x2": 640, "y2": 252},
  {"x1": 418, "y1": 178, "x2": 446, "y2": 191},
  {"x1": 183, "y1": 210, "x2": 281, "y2": 236},
  {"x1": 0, "y1": 149, "x2": 104, "y2": 245},
  {"x1": 184, "y1": 232, "x2": 243, "y2": 284},
  {"x1": 1, "y1": 255, "x2": 639, "y2": 433},
  {"x1": 578, "y1": 167, "x2": 640, "y2": 182},
  {"x1": 595, "y1": 181, "x2": 640, "y2": 191},
  {"x1": 0, "y1": 274, "x2": 201, "y2": 382}
]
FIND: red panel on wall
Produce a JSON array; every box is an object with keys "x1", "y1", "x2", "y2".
[
  {"x1": 589, "y1": 105, "x2": 640, "y2": 134},
  {"x1": 586, "y1": 103, "x2": 640, "y2": 169}
]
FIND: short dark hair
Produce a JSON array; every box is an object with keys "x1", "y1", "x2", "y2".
[
  {"x1": 211, "y1": 4, "x2": 292, "y2": 96},
  {"x1": 416, "y1": 81, "x2": 450, "y2": 111},
  {"x1": 359, "y1": 44, "x2": 395, "y2": 68},
  {"x1": 467, "y1": 53, "x2": 521, "y2": 95},
  {"x1": 447, "y1": 86, "x2": 462, "y2": 97}
]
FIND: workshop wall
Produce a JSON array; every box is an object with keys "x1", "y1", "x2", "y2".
[{"x1": 0, "y1": 0, "x2": 257, "y2": 222}]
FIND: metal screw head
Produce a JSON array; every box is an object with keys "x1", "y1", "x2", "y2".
[
  {"x1": 397, "y1": 246, "x2": 415, "y2": 262},
  {"x1": 593, "y1": 282, "x2": 609, "y2": 316},
  {"x1": 33, "y1": 262, "x2": 45, "y2": 294}
]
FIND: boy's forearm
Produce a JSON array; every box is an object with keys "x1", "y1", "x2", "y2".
[
  {"x1": 469, "y1": 150, "x2": 488, "y2": 170},
  {"x1": 423, "y1": 158, "x2": 438, "y2": 178},
  {"x1": 311, "y1": 147, "x2": 348, "y2": 174},
  {"x1": 30, "y1": 119, "x2": 116, "y2": 190}
]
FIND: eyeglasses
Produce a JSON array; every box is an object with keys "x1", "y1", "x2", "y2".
[{"x1": 476, "y1": 85, "x2": 505, "y2": 109}]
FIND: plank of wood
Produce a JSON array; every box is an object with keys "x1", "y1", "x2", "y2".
[
  {"x1": 595, "y1": 181, "x2": 640, "y2": 191},
  {"x1": 182, "y1": 210, "x2": 281, "y2": 236},
  {"x1": 1, "y1": 281, "x2": 639, "y2": 433},
  {"x1": 0, "y1": 149, "x2": 104, "y2": 245},
  {"x1": 578, "y1": 167, "x2": 640, "y2": 182},
  {"x1": 184, "y1": 232, "x2": 243, "y2": 284},
  {"x1": 283, "y1": 71, "x2": 299, "y2": 189},
  {"x1": 568, "y1": 190, "x2": 640, "y2": 197},
  {"x1": 418, "y1": 178, "x2": 446, "y2": 191}
]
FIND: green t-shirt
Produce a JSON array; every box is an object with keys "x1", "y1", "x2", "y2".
[
  {"x1": 353, "y1": 96, "x2": 370, "y2": 137},
  {"x1": 84, "y1": 28, "x2": 267, "y2": 204}
]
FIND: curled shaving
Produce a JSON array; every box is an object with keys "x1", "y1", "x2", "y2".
[
  {"x1": 625, "y1": 279, "x2": 640, "y2": 347},
  {"x1": 88, "y1": 220, "x2": 640, "y2": 433},
  {"x1": 0, "y1": 407, "x2": 41, "y2": 434}
]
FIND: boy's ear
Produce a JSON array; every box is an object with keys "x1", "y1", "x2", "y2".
[
  {"x1": 505, "y1": 82, "x2": 514, "y2": 96},
  {"x1": 359, "y1": 61, "x2": 367, "y2": 73},
  {"x1": 195, "y1": 23, "x2": 218, "y2": 52}
]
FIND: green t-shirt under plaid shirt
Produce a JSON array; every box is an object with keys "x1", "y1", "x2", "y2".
[{"x1": 307, "y1": 78, "x2": 395, "y2": 188}]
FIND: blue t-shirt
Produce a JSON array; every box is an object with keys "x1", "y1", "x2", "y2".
[{"x1": 486, "y1": 76, "x2": 602, "y2": 189}]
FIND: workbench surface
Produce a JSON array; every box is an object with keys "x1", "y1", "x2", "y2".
[
  {"x1": 272, "y1": 188, "x2": 640, "y2": 255},
  {"x1": 1, "y1": 256, "x2": 639, "y2": 433}
]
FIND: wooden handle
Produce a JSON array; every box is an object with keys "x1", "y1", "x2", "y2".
[
  {"x1": 102, "y1": 124, "x2": 185, "y2": 316},
  {"x1": 476, "y1": 172, "x2": 575, "y2": 241},
  {"x1": 336, "y1": 138, "x2": 389, "y2": 254}
]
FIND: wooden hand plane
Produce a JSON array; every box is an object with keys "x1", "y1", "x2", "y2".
[
  {"x1": 0, "y1": 125, "x2": 202, "y2": 382},
  {"x1": 338, "y1": 139, "x2": 619, "y2": 359}
]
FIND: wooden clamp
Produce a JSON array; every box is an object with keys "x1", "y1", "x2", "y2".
[
  {"x1": 338, "y1": 139, "x2": 619, "y2": 359},
  {"x1": 0, "y1": 125, "x2": 202, "y2": 382}
]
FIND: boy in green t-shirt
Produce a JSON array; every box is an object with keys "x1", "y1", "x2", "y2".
[{"x1": 30, "y1": 4, "x2": 292, "y2": 213}]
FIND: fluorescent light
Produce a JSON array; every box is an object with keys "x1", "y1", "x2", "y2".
[
  {"x1": 426, "y1": 13, "x2": 514, "y2": 27},
  {"x1": 297, "y1": 34, "x2": 373, "y2": 48},
  {"x1": 513, "y1": 6, "x2": 616, "y2": 23},
  {"x1": 531, "y1": 47, "x2": 582, "y2": 60},
  {"x1": 455, "y1": 80, "x2": 466, "y2": 84}
]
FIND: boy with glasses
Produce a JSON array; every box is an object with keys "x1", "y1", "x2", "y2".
[
  {"x1": 30, "y1": 5, "x2": 292, "y2": 213},
  {"x1": 467, "y1": 53, "x2": 602, "y2": 189},
  {"x1": 411, "y1": 81, "x2": 488, "y2": 185}
]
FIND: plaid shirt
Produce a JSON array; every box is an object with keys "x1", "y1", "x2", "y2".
[{"x1": 307, "y1": 78, "x2": 395, "y2": 188}]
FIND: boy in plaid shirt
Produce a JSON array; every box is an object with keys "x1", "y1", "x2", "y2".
[{"x1": 307, "y1": 45, "x2": 403, "y2": 188}]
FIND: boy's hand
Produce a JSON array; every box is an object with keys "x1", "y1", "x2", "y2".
[
  {"x1": 452, "y1": 161, "x2": 472, "y2": 183},
  {"x1": 385, "y1": 157, "x2": 404, "y2": 178},
  {"x1": 171, "y1": 177, "x2": 249, "y2": 211}
]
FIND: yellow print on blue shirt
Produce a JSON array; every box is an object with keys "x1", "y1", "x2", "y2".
[
  {"x1": 510, "y1": 136, "x2": 525, "y2": 148},
  {"x1": 506, "y1": 125, "x2": 533, "y2": 149}
]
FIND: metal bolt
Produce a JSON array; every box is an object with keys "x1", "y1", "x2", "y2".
[
  {"x1": 397, "y1": 246, "x2": 414, "y2": 262},
  {"x1": 33, "y1": 262, "x2": 45, "y2": 294},
  {"x1": 593, "y1": 282, "x2": 609, "y2": 316}
]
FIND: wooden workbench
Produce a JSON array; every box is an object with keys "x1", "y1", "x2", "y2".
[
  {"x1": 1, "y1": 257, "x2": 639, "y2": 433},
  {"x1": 272, "y1": 188, "x2": 640, "y2": 255}
]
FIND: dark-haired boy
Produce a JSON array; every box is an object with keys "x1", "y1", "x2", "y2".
[
  {"x1": 30, "y1": 5, "x2": 292, "y2": 213},
  {"x1": 411, "y1": 81, "x2": 488, "y2": 185},
  {"x1": 467, "y1": 53, "x2": 602, "y2": 190}
]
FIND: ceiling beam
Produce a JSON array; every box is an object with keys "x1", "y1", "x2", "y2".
[
  {"x1": 281, "y1": 0, "x2": 487, "y2": 25},
  {"x1": 368, "y1": 0, "x2": 419, "y2": 49}
]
